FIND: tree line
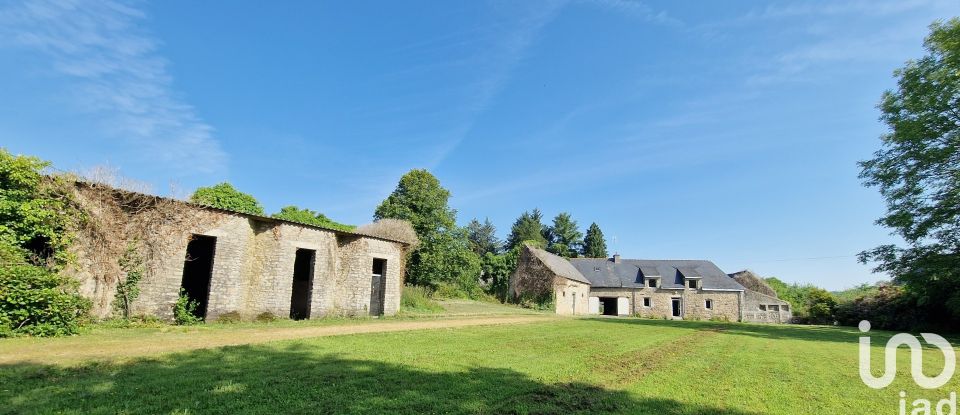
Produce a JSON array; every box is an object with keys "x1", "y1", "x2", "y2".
[{"x1": 372, "y1": 169, "x2": 611, "y2": 301}]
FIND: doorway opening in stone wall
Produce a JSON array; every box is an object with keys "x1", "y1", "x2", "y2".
[
  {"x1": 671, "y1": 298, "x2": 682, "y2": 319},
  {"x1": 599, "y1": 297, "x2": 618, "y2": 316},
  {"x1": 369, "y1": 258, "x2": 387, "y2": 316},
  {"x1": 289, "y1": 248, "x2": 315, "y2": 320},
  {"x1": 180, "y1": 235, "x2": 216, "y2": 320}
]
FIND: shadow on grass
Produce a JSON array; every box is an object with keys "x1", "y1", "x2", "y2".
[
  {"x1": 0, "y1": 343, "x2": 761, "y2": 414},
  {"x1": 584, "y1": 317, "x2": 960, "y2": 346},
  {"x1": 585, "y1": 317, "x2": 870, "y2": 345}
]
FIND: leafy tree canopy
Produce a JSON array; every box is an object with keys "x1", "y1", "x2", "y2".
[
  {"x1": 581, "y1": 222, "x2": 608, "y2": 258},
  {"x1": 190, "y1": 183, "x2": 265, "y2": 216},
  {"x1": 406, "y1": 228, "x2": 481, "y2": 289},
  {"x1": 506, "y1": 209, "x2": 547, "y2": 249},
  {"x1": 272, "y1": 206, "x2": 354, "y2": 232},
  {"x1": 545, "y1": 212, "x2": 582, "y2": 258},
  {"x1": 466, "y1": 218, "x2": 500, "y2": 255},
  {"x1": 374, "y1": 169, "x2": 455, "y2": 238},
  {"x1": 0, "y1": 149, "x2": 77, "y2": 266},
  {"x1": 858, "y1": 18, "x2": 960, "y2": 322}
]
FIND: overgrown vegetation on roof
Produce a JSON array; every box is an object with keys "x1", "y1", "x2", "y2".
[
  {"x1": 271, "y1": 206, "x2": 355, "y2": 232},
  {"x1": 189, "y1": 182, "x2": 265, "y2": 216}
]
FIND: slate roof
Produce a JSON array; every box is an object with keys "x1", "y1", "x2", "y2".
[
  {"x1": 568, "y1": 257, "x2": 746, "y2": 290},
  {"x1": 526, "y1": 246, "x2": 591, "y2": 284}
]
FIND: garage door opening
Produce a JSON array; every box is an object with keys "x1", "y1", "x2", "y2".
[
  {"x1": 369, "y1": 258, "x2": 387, "y2": 316},
  {"x1": 180, "y1": 235, "x2": 216, "y2": 320},
  {"x1": 599, "y1": 297, "x2": 618, "y2": 316},
  {"x1": 289, "y1": 248, "x2": 315, "y2": 320}
]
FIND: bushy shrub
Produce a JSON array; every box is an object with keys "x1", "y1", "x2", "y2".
[
  {"x1": 173, "y1": 289, "x2": 201, "y2": 325},
  {"x1": 400, "y1": 284, "x2": 443, "y2": 313},
  {"x1": 216, "y1": 311, "x2": 242, "y2": 324},
  {"x1": 254, "y1": 312, "x2": 278, "y2": 323},
  {"x1": 0, "y1": 150, "x2": 80, "y2": 268},
  {"x1": 515, "y1": 291, "x2": 554, "y2": 311},
  {"x1": 835, "y1": 284, "x2": 922, "y2": 331},
  {"x1": 0, "y1": 261, "x2": 90, "y2": 337}
]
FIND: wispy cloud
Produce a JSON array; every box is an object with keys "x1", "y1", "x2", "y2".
[
  {"x1": 427, "y1": 0, "x2": 681, "y2": 169},
  {"x1": 0, "y1": 0, "x2": 226, "y2": 174},
  {"x1": 580, "y1": 0, "x2": 682, "y2": 27}
]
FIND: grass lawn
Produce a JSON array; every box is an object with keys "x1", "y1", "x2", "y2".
[{"x1": 1, "y1": 318, "x2": 957, "y2": 414}]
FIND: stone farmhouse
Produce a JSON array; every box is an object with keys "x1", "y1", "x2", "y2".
[
  {"x1": 511, "y1": 246, "x2": 792, "y2": 323},
  {"x1": 64, "y1": 182, "x2": 411, "y2": 322}
]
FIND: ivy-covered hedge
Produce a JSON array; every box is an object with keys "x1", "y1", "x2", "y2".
[
  {"x1": 0, "y1": 149, "x2": 89, "y2": 337},
  {"x1": 0, "y1": 261, "x2": 90, "y2": 337}
]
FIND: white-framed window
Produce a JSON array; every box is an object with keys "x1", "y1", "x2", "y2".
[
  {"x1": 759, "y1": 304, "x2": 767, "y2": 311},
  {"x1": 705, "y1": 299, "x2": 713, "y2": 310},
  {"x1": 687, "y1": 279, "x2": 698, "y2": 289},
  {"x1": 647, "y1": 279, "x2": 657, "y2": 288},
  {"x1": 643, "y1": 297, "x2": 652, "y2": 308}
]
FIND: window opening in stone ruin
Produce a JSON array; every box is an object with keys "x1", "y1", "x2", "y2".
[
  {"x1": 180, "y1": 235, "x2": 217, "y2": 320},
  {"x1": 289, "y1": 248, "x2": 316, "y2": 320}
]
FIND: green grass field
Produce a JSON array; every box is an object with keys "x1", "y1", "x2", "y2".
[{"x1": 1, "y1": 317, "x2": 957, "y2": 414}]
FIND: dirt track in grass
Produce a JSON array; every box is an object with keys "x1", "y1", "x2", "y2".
[{"x1": 0, "y1": 315, "x2": 554, "y2": 365}]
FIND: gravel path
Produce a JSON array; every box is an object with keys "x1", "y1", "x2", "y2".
[{"x1": 0, "y1": 315, "x2": 554, "y2": 365}]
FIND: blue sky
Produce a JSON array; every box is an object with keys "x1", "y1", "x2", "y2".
[{"x1": 1, "y1": 0, "x2": 958, "y2": 290}]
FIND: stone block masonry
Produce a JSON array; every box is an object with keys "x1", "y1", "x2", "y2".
[{"x1": 66, "y1": 183, "x2": 408, "y2": 321}]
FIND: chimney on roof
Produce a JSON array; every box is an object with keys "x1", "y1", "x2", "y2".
[{"x1": 613, "y1": 253, "x2": 621, "y2": 263}]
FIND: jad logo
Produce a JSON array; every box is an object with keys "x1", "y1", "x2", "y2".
[{"x1": 859, "y1": 320, "x2": 957, "y2": 414}]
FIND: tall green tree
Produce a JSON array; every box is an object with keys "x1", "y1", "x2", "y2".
[
  {"x1": 406, "y1": 228, "x2": 481, "y2": 289},
  {"x1": 190, "y1": 183, "x2": 264, "y2": 216},
  {"x1": 272, "y1": 206, "x2": 354, "y2": 232},
  {"x1": 545, "y1": 212, "x2": 582, "y2": 258},
  {"x1": 374, "y1": 169, "x2": 456, "y2": 238},
  {"x1": 374, "y1": 170, "x2": 479, "y2": 290},
  {"x1": 466, "y1": 218, "x2": 500, "y2": 255},
  {"x1": 581, "y1": 222, "x2": 608, "y2": 258},
  {"x1": 858, "y1": 19, "x2": 960, "y2": 325},
  {"x1": 506, "y1": 209, "x2": 547, "y2": 249}
]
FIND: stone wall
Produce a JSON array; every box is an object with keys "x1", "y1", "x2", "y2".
[
  {"x1": 555, "y1": 279, "x2": 590, "y2": 315},
  {"x1": 510, "y1": 247, "x2": 590, "y2": 314},
  {"x1": 66, "y1": 184, "x2": 405, "y2": 321},
  {"x1": 588, "y1": 287, "x2": 741, "y2": 321},
  {"x1": 742, "y1": 290, "x2": 792, "y2": 323},
  {"x1": 509, "y1": 248, "x2": 555, "y2": 304}
]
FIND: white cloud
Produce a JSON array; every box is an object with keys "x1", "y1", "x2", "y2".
[{"x1": 0, "y1": 0, "x2": 226, "y2": 174}]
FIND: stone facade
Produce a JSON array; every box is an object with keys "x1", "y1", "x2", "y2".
[
  {"x1": 741, "y1": 290, "x2": 792, "y2": 323},
  {"x1": 588, "y1": 287, "x2": 741, "y2": 321},
  {"x1": 509, "y1": 246, "x2": 591, "y2": 315},
  {"x1": 509, "y1": 247, "x2": 792, "y2": 323},
  {"x1": 66, "y1": 184, "x2": 407, "y2": 321},
  {"x1": 555, "y1": 279, "x2": 590, "y2": 316}
]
